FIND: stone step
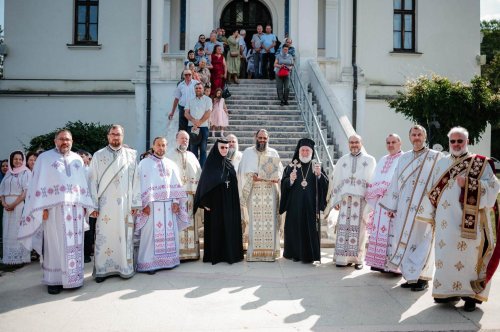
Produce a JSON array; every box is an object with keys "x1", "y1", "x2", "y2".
[
  {"x1": 212, "y1": 137, "x2": 308, "y2": 145},
  {"x1": 225, "y1": 91, "x2": 296, "y2": 97},
  {"x1": 227, "y1": 109, "x2": 301, "y2": 116},
  {"x1": 229, "y1": 114, "x2": 302, "y2": 121},
  {"x1": 228, "y1": 119, "x2": 304, "y2": 126},
  {"x1": 225, "y1": 125, "x2": 305, "y2": 132},
  {"x1": 226, "y1": 97, "x2": 297, "y2": 103},
  {"x1": 227, "y1": 105, "x2": 300, "y2": 111},
  {"x1": 229, "y1": 110, "x2": 302, "y2": 119}
]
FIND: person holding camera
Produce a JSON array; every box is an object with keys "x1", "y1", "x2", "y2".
[{"x1": 274, "y1": 45, "x2": 294, "y2": 106}]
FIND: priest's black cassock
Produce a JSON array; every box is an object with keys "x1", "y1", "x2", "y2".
[
  {"x1": 280, "y1": 138, "x2": 329, "y2": 263},
  {"x1": 194, "y1": 139, "x2": 243, "y2": 264}
]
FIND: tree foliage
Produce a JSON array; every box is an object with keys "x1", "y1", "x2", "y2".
[
  {"x1": 481, "y1": 20, "x2": 500, "y2": 91},
  {"x1": 387, "y1": 75, "x2": 499, "y2": 148},
  {"x1": 25, "y1": 121, "x2": 111, "y2": 154}
]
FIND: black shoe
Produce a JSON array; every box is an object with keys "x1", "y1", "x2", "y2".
[
  {"x1": 280, "y1": 101, "x2": 285, "y2": 106},
  {"x1": 292, "y1": 258, "x2": 300, "y2": 262},
  {"x1": 411, "y1": 280, "x2": 429, "y2": 292},
  {"x1": 336, "y1": 264, "x2": 348, "y2": 268},
  {"x1": 370, "y1": 266, "x2": 384, "y2": 272},
  {"x1": 84, "y1": 256, "x2": 92, "y2": 263},
  {"x1": 147, "y1": 270, "x2": 156, "y2": 275},
  {"x1": 47, "y1": 285, "x2": 62, "y2": 295},
  {"x1": 95, "y1": 277, "x2": 106, "y2": 283},
  {"x1": 464, "y1": 300, "x2": 477, "y2": 312},
  {"x1": 354, "y1": 264, "x2": 364, "y2": 270},
  {"x1": 400, "y1": 281, "x2": 413, "y2": 289},
  {"x1": 283, "y1": 101, "x2": 289, "y2": 106},
  {"x1": 434, "y1": 296, "x2": 460, "y2": 303}
]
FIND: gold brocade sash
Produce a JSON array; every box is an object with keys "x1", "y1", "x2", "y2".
[
  {"x1": 97, "y1": 149, "x2": 129, "y2": 199},
  {"x1": 389, "y1": 150, "x2": 439, "y2": 267},
  {"x1": 427, "y1": 154, "x2": 488, "y2": 240}
]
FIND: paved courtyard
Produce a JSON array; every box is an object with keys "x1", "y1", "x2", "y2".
[{"x1": 0, "y1": 248, "x2": 499, "y2": 332}]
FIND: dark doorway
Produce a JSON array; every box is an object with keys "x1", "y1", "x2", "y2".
[{"x1": 220, "y1": 0, "x2": 273, "y2": 51}]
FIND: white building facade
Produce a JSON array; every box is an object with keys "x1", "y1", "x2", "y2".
[{"x1": 0, "y1": 0, "x2": 490, "y2": 159}]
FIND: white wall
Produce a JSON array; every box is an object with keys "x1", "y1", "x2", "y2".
[
  {"x1": 3, "y1": 0, "x2": 141, "y2": 80},
  {"x1": 357, "y1": 0, "x2": 480, "y2": 85},
  {"x1": 0, "y1": 95, "x2": 137, "y2": 158}
]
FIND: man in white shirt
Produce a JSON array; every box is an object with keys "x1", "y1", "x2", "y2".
[
  {"x1": 169, "y1": 70, "x2": 200, "y2": 132},
  {"x1": 184, "y1": 82, "x2": 212, "y2": 167}
]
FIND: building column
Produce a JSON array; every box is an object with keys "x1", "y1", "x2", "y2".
[
  {"x1": 163, "y1": 0, "x2": 171, "y2": 53},
  {"x1": 339, "y1": 0, "x2": 353, "y2": 77},
  {"x1": 325, "y1": 0, "x2": 339, "y2": 58},
  {"x1": 289, "y1": 0, "x2": 318, "y2": 61},
  {"x1": 185, "y1": 0, "x2": 214, "y2": 53},
  {"x1": 139, "y1": 0, "x2": 164, "y2": 68}
]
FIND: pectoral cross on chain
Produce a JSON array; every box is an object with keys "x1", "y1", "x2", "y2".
[
  {"x1": 225, "y1": 180, "x2": 230, "y2": 188},
  {"x1": 289, "y1": 159, "x2": 302, "y2": 171},
  {"x1": 349, "y1": 175, "x2": 356, "y2": 185}
]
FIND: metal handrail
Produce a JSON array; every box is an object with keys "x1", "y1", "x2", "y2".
[{"x1": 290, "y1": 63, "x2": 335, "y2": 176}]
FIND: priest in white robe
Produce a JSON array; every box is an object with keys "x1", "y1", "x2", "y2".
[
  {"x1": 365, "y1": 134, "x2": 402, "y2": 272},
  {"x1": 379, "y1": 125, "x2": 442, "y2": 291},
  {"x1": 136, "y1": 137, "x2": 189, "y2": 273},
  {"x1": 416, "y1": 127, "x2": 499, "y2": 312},
  {"x1": 169, "y1": 130, "x2": 202, "y2": 260},
  {"x1": 238, "y1": 129, "x2": 282, "y2": 261},
  {"x1": 19, "y1": 130, "x2": 94, "y2": 294},
  {"x1": 330, "y1": 135, "x2": 376, "y2": 270},
  {"x1": 89, "y1": 124, "x2": 141, "y2": 283},
  {"x1": 227, "y1": 134, "x2": 243, "y2": 172}
]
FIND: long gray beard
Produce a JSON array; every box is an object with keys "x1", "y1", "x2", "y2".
[
  {"x1": 178, "y1": 145, "x2": 188, "y2": 152},
  {"x1": 227, "y1": 148, "x2": 236, "y2": 159},
  {"x1": 451, "y1": 147, "x2": 468, "y2": 157},
  {"x1": 256, "y1": 141, "x2": 267, "y2": 152},
  {"x1": 299, "y1": 155, "x2": 312, "y2": 164}
]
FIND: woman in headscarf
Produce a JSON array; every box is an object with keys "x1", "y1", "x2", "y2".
[
  {"x1": 0, "y1": 150, "x2": 32, "y2": 265},
  {"x1": 194, "y1": 139, "x2": 243, "y2": 264}
]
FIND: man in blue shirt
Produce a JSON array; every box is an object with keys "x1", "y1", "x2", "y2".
[{"x1": 260, "y1": 25, "x2": 277, "y2": 80}]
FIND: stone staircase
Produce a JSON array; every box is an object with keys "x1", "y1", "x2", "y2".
[{"x1": 209, "y1": 79, "x2": 307, "y2": 163}]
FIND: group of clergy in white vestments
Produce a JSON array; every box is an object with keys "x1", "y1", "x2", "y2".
[{"x1": 3, "y1": 123, "x2": 499, "y2": 312}]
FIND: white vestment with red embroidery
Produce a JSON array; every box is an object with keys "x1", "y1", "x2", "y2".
[
  {"x1": 364, "y1": 151, "x2": 402, "y2": 271},
  {"x1": 136, "y1": 155, "x2": 189, "y2": 271},
  {"x1": 19, "y1": 149, "x2": 94, "y2": 288}
]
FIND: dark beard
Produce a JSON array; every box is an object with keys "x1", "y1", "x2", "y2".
[{"x1": 255, "y1": 141, "x2": 267, "y2": 152}]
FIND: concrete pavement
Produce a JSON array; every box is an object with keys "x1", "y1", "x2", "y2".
[{"x1": 0, "y1": 249, "x2": 499, "y2": 331}]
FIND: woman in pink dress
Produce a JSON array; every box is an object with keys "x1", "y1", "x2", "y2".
[
  {"x1": 210, "y1": 45, "x2": 227, "y2": 97},
  {"x1": 210, "y1": 88, "x2": 229, "y2": 137}
]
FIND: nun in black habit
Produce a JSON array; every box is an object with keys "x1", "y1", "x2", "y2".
[
  {"x1": 279, "y1": 138, "x2": 329, "y2": 263},
  {"x1": 194, "y1": 139, "x2": 244, "y2": 264}
]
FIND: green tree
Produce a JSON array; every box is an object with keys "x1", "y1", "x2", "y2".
[
  {"x1": 25, "y1": 121, "x2": 111, "y2": 154},
  {"x1": 481, "y1": 20, "x2": 500, "y2": 91},
  {"x1": 387, "y1": 75, "x2": 499, "y2": 149}
]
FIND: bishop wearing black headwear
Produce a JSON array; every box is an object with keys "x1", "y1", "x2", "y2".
[
  {"x1": 279, "y1": 138, "x2": 329, "y2": 263},
  {"x1": 194, "y1": 139, "x2": 244, "y2": 264}
]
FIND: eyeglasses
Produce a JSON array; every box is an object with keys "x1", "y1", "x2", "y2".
[
  {"x1": 200, "y1": 37, "x2": 205, "y2": 39},
  {"x1": 449, "y1": 139, "x2": 464, "y2": 144},
  {"x1": 184, "y1": 73, "x2": 192, "y2": 76},
  {"x1": 219, "y1": 146, "x2": 229, "y2": 150}
]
